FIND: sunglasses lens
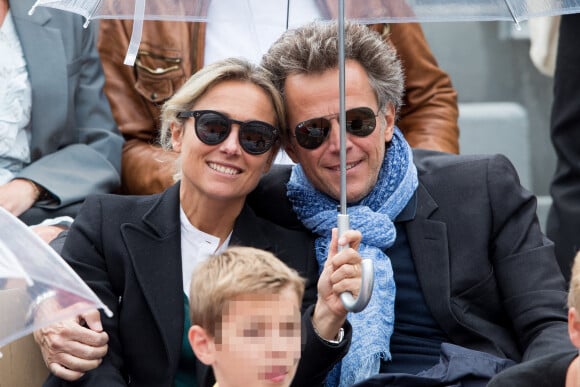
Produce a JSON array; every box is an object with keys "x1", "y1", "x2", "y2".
[
  {"x1": 346, "y1": 107, "x2": 376, "y2": 136},
  {"x1": 195, "y1": 112, "x2": 230, "y2": 145},
  {"x1": 295, "y1": 119, "x2": 331, "y2": 149},
  {"x1": 240, "y1": 123, "x2": 277, "y2": 155},
  {"x1": 294, "y1": 108, "x2": 376, "y2": 150}
]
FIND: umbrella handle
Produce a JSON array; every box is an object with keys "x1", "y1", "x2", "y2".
[{"x1": 337, "y1": 214, "x2": 374, "y2": 313}]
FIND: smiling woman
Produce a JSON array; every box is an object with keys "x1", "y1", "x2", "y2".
[
  {"x1": 157, "y1": 61, "x2": 283, "y2": 235},
  {"x1": 38, "y1": 57, "x2": 364, "y2": 387}
]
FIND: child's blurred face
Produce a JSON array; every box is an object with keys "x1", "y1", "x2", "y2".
[{"x1": 213, "y1": 287, "x2": 302, "y2": 387}]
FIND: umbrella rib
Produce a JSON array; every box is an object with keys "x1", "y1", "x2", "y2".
[
  {"x1": 123, "y1": 0, "x2": 146, "y2": 66},
  {"x1": 503, "y1": 0, "x2": 520, "y2": 25}
]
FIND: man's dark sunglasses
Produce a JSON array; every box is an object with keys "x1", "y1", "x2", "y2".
[
  {"x1": 177, "y1": 110, "x2": 279, "y2": 155},
  {"x1": 294, "y1": 107, "x2": 378, "y2": 150}
]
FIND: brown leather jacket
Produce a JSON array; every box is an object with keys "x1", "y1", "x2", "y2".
[{"x1": 98, "y1": 20, "x2": 458, "y2": 195}]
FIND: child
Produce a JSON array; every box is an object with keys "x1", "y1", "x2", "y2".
[{"x1": 188, "y1": 246, "x2": 306, "y2": 387}]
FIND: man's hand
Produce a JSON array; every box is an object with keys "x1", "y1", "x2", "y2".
[
  {"x1": 34, "y1": 309, "x2": 109, "y2": 381},
  {"x1": 313, "y1": 228, "x2": 362, "y2": 341},
  {"x1": 0, "y1": 179, "x2": 38, "y2": 216}
]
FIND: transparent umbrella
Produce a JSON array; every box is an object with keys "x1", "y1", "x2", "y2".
[
  {"x1": 28, "y1": 0, "x2": 580, "y2": 24},
  {"x1": 27, "y1": 0, "x2": 580, "y2": 314},
  {"x1": 0, "y1": 207, "x2": 112, "y2": 355}
]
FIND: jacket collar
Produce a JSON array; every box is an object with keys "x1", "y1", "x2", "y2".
[
  {"x1": 405, "y1": 182, "x2": 458, "y2": 339},
  {"x1": 140, "y1": 183, "x2": 182, "y2": 237},
  {"x1": 121, "y1": 184, "x2": 184, "y2": 378}
]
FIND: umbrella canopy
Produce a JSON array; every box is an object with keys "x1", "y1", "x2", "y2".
[
  {"x1": 0, "y1": 207, "x2": 112, "y2": 354},
  {"x1": 29, "y1": 0, "x2": 580, "y2": 24},
  {"x1": 28, "y1": 0, "x2": 580, "y2": 64}
]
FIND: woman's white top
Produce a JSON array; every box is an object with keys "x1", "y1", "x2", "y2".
[
  {"x1": 180, "y1": 205, "x2": 231, "y2": 297},
  {"x1": 0, "y1": 9, "x2": 31, "y2": 185}
]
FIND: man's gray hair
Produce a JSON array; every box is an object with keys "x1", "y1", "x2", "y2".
[{"x1": 262, "y1": 21, "x2": 404, "y2": 119}]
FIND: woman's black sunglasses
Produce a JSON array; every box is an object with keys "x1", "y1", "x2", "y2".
[
  {"x1": 177, "y1": 110, "x2": 279, "y2": 155},
  {"x1": 294, "y1": 107, "x2": 378, "y2": 150}
]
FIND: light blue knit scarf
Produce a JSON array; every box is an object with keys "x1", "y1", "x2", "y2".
[{"x1": 287, "y1": 127, "x2": 418, "y2": 387}]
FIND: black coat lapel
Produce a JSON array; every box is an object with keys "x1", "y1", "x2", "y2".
[
  {"x1": 405, "y1": 183, "x2": 457, "y2": 337},
  {"x1": 121, "y1": 184, "x2": 184, "y2": 370}
]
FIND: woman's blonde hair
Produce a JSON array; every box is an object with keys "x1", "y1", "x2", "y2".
[
  {"x1": 159, "y1": 58, "x2": 285, "y2": 181},
  {"x1": 189, "y1": 246, "x2": 305, "y2": 342}
]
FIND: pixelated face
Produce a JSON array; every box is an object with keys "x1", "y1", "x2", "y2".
[{"x1": 213, "y1": 287, "x2": 302, "y2": 387}]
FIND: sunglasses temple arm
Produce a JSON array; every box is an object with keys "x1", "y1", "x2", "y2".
[{"x1": 338, "y1": 214, "x2": 374, "y2": 313}]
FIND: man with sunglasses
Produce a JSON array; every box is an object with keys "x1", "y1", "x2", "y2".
[{"x1": 248, "y1": 21, "x2": 573, "y2": 386}]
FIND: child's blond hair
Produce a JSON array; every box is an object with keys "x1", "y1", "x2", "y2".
[{"x1": 189, "y1": 246, "x2": 305, "y2": 341}]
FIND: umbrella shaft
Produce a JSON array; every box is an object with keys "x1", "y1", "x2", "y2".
[{"x1": 339, "y1": 0, "x2": 347, "y2": 215}]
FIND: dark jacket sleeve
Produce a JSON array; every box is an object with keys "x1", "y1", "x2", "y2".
[
  {"x1": 484, "y1": 154, "x2": 572, "y2": 360},
  {"x1": 292, "y1": 305, "x2": 352, "y2": 387},
  {"x1": 487, "y1": 350, "x2": 577, "y2": 387},
  {"x1": 247, "y1": 165, "x2": 300, "y2": 230},
  {"x1": 43, "y1": 197, "x2": 127, "y2": 387}
]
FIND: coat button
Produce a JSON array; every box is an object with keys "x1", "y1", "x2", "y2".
[{"x1": 151, "y1": 92, "x2": 158, "y2": 100}]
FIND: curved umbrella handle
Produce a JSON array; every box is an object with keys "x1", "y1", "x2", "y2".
[
  {"x1": 340, "y1": 258, "x2": 374, "y2": 313},
  {"x1": 337, "y1": 214, "x2": 374, "y2": 313}
]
